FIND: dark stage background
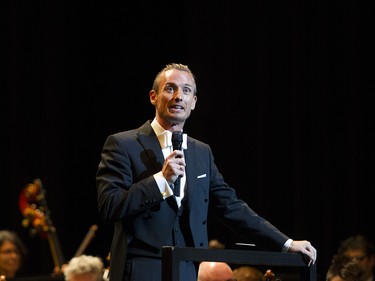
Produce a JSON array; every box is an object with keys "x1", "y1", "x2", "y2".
[{"x1": 3, "y1": 1, "x2": 374, "y2": 280}]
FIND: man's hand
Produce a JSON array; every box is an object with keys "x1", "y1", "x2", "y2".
[
  {"x1": 288, "y1": 240, "x2": 317, "y2": 266},
  {"x1": 162, "y1": 150, "x2": 185, "y2": 184}
]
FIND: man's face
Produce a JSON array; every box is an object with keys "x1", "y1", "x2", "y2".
[{"x1": 150, "y1": 69, "x2": 197, "y2": 129}]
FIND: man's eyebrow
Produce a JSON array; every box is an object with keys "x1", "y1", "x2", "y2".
[{"x1": 183, "y1": 83, "x2": 193, "y2": 88}]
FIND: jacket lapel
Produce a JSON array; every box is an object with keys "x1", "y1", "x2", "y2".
[{"x1": 137, "y1": 121, "x2": 165, "y2": 170}]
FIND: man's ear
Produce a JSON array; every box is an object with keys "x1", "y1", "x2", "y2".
[
  {"x1": 150, "y1": 90, "x2": 157, "y2": 105},
  {"x1": 191, "y1": 95, "x2": 197, "y2": 110}
]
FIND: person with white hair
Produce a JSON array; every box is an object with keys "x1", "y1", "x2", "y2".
[{"x1": 63, "y1": 255, "x2": 104, "y2": 281}]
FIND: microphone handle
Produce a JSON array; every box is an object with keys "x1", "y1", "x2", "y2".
[
  {"x1": 172, "y1": 131, "x2": 183, "y2": 197},
  {"x1": 174, "y1": 177, "x2": 180, "y2": 196}
]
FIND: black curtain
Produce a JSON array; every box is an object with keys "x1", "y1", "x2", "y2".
[{"x1": 4, "y1": 1, "x2": 374, "y2": 280}]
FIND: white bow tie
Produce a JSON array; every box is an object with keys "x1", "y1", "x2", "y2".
[{"x1": 158, "y1": 131, "x2": 187, "y2": 150}]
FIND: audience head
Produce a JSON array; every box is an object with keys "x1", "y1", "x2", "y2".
[
  {"x1": 63, "y1": 255, "x2": 104, "y2": 281},
  {"x1": 208, "y1": 239, "x2": 226, "y2": 249},
  {"x1": 197, "y1": 261, "x2": 235, "y2": 281},
  {"x1": 326, "y1": 254, "x2": 365, "y2": 281},
  {"x1": 233, "y1": 266, "x2": 264, "y2": 281},
  {"x1": 337, "y1": 235, "x2": 375, "y2": 280},
  {"x1": 0, "y1": 230, "x2": 27, "y2": 278}
]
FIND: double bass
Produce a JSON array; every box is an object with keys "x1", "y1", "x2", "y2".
[
  {"x1": 18, "y1": 178, "x2": 100, "y2": 276},
  {"x1": 18, "y1": 178, "x2": 65, "y2": 275}
]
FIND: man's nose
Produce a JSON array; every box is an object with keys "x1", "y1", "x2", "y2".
[{"x1": 174, "y1": 89, "x2": 182, "y2": 100}]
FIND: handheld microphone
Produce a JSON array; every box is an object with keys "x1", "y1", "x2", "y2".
[{"x1": 172, "y1": 131, "x2": 183, "y2": 196}]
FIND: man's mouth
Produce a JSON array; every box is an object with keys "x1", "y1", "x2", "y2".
[{"x1": 170, "y1": 105, "x2": 184, "y2": 111}]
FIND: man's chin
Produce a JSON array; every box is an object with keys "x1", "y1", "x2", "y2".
[{"x1": 167, "y1": 115, "x2": 185, "y2": 124}]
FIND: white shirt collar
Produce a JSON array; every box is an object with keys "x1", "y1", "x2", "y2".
[{"x1": 151, "y1": 118, "x2": 187, "y2": 149}]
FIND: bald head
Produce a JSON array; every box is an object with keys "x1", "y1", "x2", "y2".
[{"x1": 197, "y1": 261, "x2": 234, "y2": 281}]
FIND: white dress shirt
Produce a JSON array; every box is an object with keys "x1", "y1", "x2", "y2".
[{"x1": 151, "y1": 118, "x2": 186, "y2": 207}]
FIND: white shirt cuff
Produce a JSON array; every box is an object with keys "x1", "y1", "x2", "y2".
[
  {"x1": 282, "y1": 239, "x2": 293, "y2": 252},
  {"x1": 153, "y1": 171, "x2": 173, "y2": 199}
]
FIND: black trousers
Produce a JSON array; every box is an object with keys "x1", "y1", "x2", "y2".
[{"x1": 122, "y1": 256, "x2": 196, "y2": 281}]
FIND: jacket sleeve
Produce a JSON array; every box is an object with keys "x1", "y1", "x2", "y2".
[{"x1": 96, "y1": 133, "x2": 164, "y2": 224}]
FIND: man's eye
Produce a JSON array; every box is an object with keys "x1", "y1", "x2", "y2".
[
  {"x1": 165, "y1": 86, "x2": 174, "y2": 93},
  {"x1": 183, "y1": 87, "x2": 192, "y2": 94}
]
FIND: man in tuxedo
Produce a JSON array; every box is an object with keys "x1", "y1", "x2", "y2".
[{"x1": 96, "y1": 63, "x2": 317, "y2": 281}]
